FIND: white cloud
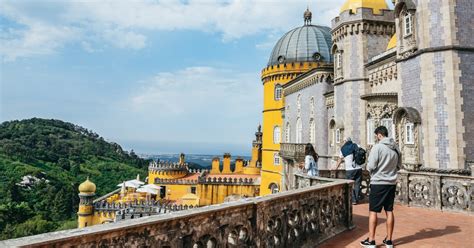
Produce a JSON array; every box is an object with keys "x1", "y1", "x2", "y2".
[
  {"x1": 1, "y1": 0, "x2": 348, "y2": 60},
  {"x1": 130, "y1": 66, "x2": 259, "y2": 116}
]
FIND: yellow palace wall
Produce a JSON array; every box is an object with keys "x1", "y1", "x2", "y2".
[{"x1": 259, "y1": 62, "x2": 320, "y2": 195}]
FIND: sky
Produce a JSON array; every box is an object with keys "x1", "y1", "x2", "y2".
[{"x1": 0, "y1": 0, "x2": 393, "y2": 155}]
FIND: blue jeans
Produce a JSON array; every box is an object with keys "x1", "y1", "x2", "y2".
[{"x1": 346, "y1": 169, "x2": 362, "y2": 203}]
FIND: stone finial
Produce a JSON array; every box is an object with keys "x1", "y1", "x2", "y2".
[{"x1": 304, "y1": 7, "x2": 312, "y2": 25}]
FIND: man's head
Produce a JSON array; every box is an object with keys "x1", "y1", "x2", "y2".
[
  {"x1": 343, "y1": 137, "x2": 352, "y2": 144},
  {"x1": 374, "y1": 126, "x2": 389, "y2": 141}
]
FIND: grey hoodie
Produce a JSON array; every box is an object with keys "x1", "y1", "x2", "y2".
[{"x1": 367, "y1": 137, "x2": 401, "y2": 185}]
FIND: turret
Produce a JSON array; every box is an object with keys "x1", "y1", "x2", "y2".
[
  {"x1": 222, "y1": 153, "x2": 232, "y2": 174},
  {"x1": 77, "y1": 177, "x2": 96, "y2": 228}
]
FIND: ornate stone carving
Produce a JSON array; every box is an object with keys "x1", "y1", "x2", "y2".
[
  {"x1": 408, "y1": 179, "x2": 432, "y2": 207},
  {"x1": 265, "y1": 216, "x2": 283, "y2": 247},
  {"x1": 366, "y1": 102, "x2": 398, "y2": 120},
  {"x1": 441, "y1": 182, "x2": 469, "y2": 211}
]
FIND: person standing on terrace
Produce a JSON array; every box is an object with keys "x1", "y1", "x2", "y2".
[
  {"x1": 360, "y1": 126, "x2": 401, "y2": 248},
  {"x1": 301, "y1": 143, "x2": 319, "y2": 177}
]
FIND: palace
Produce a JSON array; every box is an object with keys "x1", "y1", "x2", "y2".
[
  {"x1": 77, "y1": 0, "x2": 473, "y2": 228},
  {"x1": 77, "y1": 127, "x2": 263, "y2": 228}
]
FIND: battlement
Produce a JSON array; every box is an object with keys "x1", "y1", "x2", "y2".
[
  {"x1": 148, "y1": 160, "x2": 189, "y2": 172},
  {"x1": 332, "y1": 7, "x2": 394, "y2": 27},
  {"x1": 261, "y1": 62, "x2": 324, "y2": 81}
]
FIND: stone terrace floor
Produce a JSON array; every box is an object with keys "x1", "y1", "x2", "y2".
[{"x1": 320, "y1": 203, "x2": 474, "y2": 248}]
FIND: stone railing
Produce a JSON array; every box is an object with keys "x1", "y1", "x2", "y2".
[
  {"x1": 397, "y1": 170, "x2": 473, "y2": 213},
  {"x1": 2, "y1": 177, "x2": 354, "y2": 247},
  {"x1": 302, "y1": 169, "x2": 473, "y2": 214}
]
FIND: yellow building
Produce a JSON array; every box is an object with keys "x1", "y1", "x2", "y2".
[
  {"x1": 259, "y1": 9, "x2": 333, "y2": 195},
  {"x1": 78, "y1": 127, "x2": 263, "y2": 228}
]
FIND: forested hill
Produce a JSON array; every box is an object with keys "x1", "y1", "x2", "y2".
[{"x1": 0, "y1": 118, "x2": 150, "y2": 240}]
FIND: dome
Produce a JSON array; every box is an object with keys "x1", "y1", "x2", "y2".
[
  {"x1": 340, "y1": 0, "x2": 389, "y2": 15},
  {"x1": 387, "y1": 34, "x2": 397, "y2": 50},
  {"x1": 79, "y1": 177, "x2": 96, "y2": 194},
  {"x1": 267, "y1": 25, "x2": 333, "y2": 66}
]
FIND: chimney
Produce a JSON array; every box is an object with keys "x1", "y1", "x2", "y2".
[
  {"x1": 234, "y1": 158, "x2": 244, "y2": 173},
  {"x1": 179, "y1": 153, "x2": 185, "y2": 165},
  {"x1": 211, "y1": 157, "x2": 221, "y2": 174},
  {"x1": 222, "y1": 153, "x2": 232, "y2": 174}
]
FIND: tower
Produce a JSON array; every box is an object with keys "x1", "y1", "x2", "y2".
[
  {"x1": 77, "y1": 177, "x2": 96, "y2": 228},
  {"x1": 259, "y1": 8, "x2": 333, "y2": 195},
  {"x1": 331, "y1": 0, "x2": 394, "y2": 149}
]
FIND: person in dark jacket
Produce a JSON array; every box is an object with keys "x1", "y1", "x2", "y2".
[{"x1": 335, "y1": 137, "x2": 362, "y2": 205}]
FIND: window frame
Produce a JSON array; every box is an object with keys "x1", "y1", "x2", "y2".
[
  {"x1": 405, "y1": 123, "x2": 415, "y2": 144},
  {"x1": 274, "y1": 84, "x2": 282, "y2": 101},
  {"x1": 273, "y1": 152, "x2": 281, "y2": 165},
  {"x1": 309, "y1": 118, "x2": 315, "y2": 144},
  {"x1": 273, "y1": 126, "x2": 281, "y2": 144},
  {"x1": 335, "y1": 128, "x2": 341, "y2": 144},
  {"x1": 285, "y1": 122, "x2": 291, "y2": 143},
  {"x1": 296, "y1": 118, "x2": 302, "y2": 143},
  {"x1": 404, "y1": 11, "x2": 413, "y2": 37}
]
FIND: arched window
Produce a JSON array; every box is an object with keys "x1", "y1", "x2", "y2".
[
  {"x1": 273, "y1": 126, "x2": 281, "y2": 144},
  {"x1": 273, "y1": 152, "x2": 281, "y2": 165},
  {"x1": 309, "y1": 118, "x2": 315, "y2": 144},
  {"x1": 285, "y1": 122, "x2": 291, "y2": 143},
  {"x1": 274, "y1": 84, "x2": 282, "y2": 100},
  {"x1": 297, "y1": 94, "x2": 301, "y2": 114},
  {"x1": 296, "y1": 118, "x2": 302, "y2": 143},
  {"x1": 269, "y1": 183, "x2": 279, "y2": 194}
]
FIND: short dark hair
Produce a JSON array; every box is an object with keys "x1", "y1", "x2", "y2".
[{"x1": 374, "y1": 126, "x2": 389, "y2": 137}]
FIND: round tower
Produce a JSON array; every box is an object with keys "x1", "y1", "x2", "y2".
[
  {"x1": 77, "y1": 177, "x2": 96, "y2": 228},
  {"x1": 259, "y1": 8, "x2": 333, "y2": 196}
]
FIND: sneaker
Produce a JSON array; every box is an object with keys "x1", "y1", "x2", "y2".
[
  {"x1": 360, "y1": 238, "x2": 376, "y2": 248},
  {"x1": 383, "y1": 237, "x2": 394, "y2": 248}
]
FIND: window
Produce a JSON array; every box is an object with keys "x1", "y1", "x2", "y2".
[
  {"x1": 367, "y1": 119, "x2": 375, "y2": 145},
  {"x1": 336, "y1": 53, "x2": 342, "y2": 68},
  {"x1": 273, "y1": 126, "x2": 281, "y2": 144},
  {"x1": 274, "y1": 84, "x2": 282, "y2": 100},
  {"x1": 190, "y1": 186, "x2": 197, "y2": 194},
  {"x1": 380, "y1": 118, "x2": 394, "y2": 138},
  {"x1": 273, "y1": 152, "x2": 281, "y2": 165},
  {"x1": 297, "y1": 94, "x2": 301, "y2": 114},
  {"x1": 309, "y1": 119, "x2": 315, "y2": 144},
  {"x1": 269, "y1": 183, "x2": 279, "y2": 194},
  {"x1": 405, "y1": 123, "x2": 414, "y2": 144},
  {"x1": 404, "y1": 12, "x2": 412, "y2": 36},
  {"x1": 296, "y1": 118, "x2": 302, "y2": 143},
  {"x1": 335, "y1": 129, "x2": 341, "y2": 143},
  {"x1": 285, "y1": 122, "x2": 291, "y2": 143},
  {"x1": 310, "y1": 97, "x2": 314, "y2": 116}
]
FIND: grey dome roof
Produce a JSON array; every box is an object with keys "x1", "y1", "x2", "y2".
[{"x1": 268, "y1": 25, "x2": 333, "y2": 66}]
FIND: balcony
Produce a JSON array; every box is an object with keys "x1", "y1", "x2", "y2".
[{"x1": 2, "y1": 176, "x2": 354, "y2": 247}]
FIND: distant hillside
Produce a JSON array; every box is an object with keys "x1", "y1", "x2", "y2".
[{"x1": 0, "y1": 118, "x2": 150, "y2": 240}]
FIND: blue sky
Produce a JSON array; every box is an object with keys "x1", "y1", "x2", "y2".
[{"x1": 0, "y1": 0, "x2": 392, "y2": 155}]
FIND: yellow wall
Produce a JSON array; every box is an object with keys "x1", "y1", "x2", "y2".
[
  {"x1": 148, "y1": 170, "x2": 187, "y2": 184},
  {"x1": 259, "y1": 62, "x2": 319, "y2": 195},
  {"x1": 155, "y1": 184, "x2": 197, "y2": 202},
  {"x1": 197, "y1": 184, "x2": 257, "y2": 206}
]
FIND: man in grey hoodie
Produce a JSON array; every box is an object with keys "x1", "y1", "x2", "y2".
[{"x1": 360, "y1": 126, "x2": 401, "y2": 248}]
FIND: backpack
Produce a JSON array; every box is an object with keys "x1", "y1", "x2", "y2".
[{"x1": 353, "y1": 146, "x2": 367, "y2": 166}]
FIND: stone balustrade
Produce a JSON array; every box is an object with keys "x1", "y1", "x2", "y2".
[
  {"x1": 301, "y1": 169, "x2": 473, "y2": 214},
  {"x1": 1, "y1": 177, "x2": 354, "y2": 248}
]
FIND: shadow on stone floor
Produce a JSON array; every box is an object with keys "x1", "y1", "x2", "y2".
[{"x1": 395, "y1": 225, "x2": 461, "y2": 246}]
